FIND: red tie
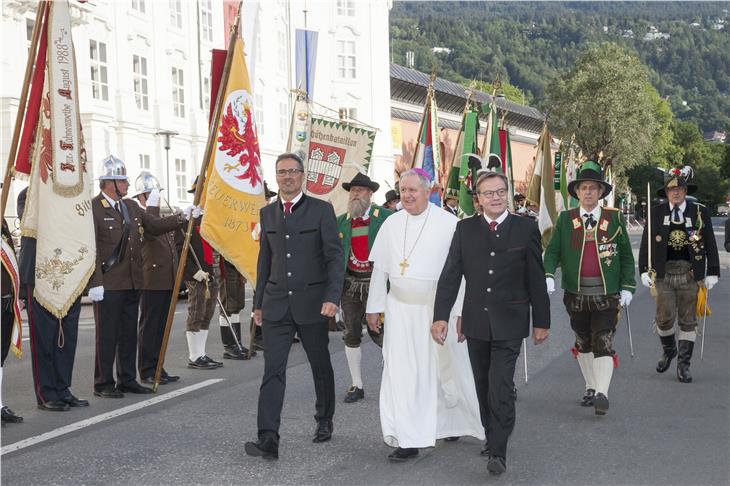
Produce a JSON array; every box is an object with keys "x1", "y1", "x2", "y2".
[
  {"x1": 489, "y1": 221, "x2": 498, "y2": 232},
  {"x1": 283, "y1": 201, "x2": 293, "y2": 215}
]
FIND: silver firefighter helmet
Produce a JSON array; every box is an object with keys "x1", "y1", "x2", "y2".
[
  {"x1": 98, "y1": 155, "x2": 129, "y2": 181},
  {"x1": 133, "y1": 171, "x2": 163, "y2": 198}
]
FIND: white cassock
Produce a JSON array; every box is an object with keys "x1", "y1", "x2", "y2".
[{"x1": 366, "y1": 204, "x2": 484, "y2": 448}]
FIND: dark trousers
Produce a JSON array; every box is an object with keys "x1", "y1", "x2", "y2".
[
  {"x1": 257, "y1": 308, "x2": 335, "y2": 439},
  {"x1": 1, "y1": 299, "x2": 13, "y2": 365},
  {"x1": 93, "y1": 289, "x2": 140, "y2": 390},
  {"x1": 341, "y1": 273, "x2": 383, "y2": 348},
  {"x1": 563, "y1": 292, "x2": 620, "y2": 357},
  {"x1": 137, "y1": 289, "x2": 172, "y2": 380},
  {"x1": 26, "y1": 287, "x2": 81, "y2": 403},
  {"x1": 466, "y1": 337, "x2": 522, "y2": 459}
]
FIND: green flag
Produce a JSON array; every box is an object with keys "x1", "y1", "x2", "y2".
[{"x1": 446, "y1": 110, "x2": 478, "y2": 217}]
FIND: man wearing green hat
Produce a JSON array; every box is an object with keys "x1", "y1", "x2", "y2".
[
  {"x1": 638, "y1": 167, "x2": 720, "y2": 383},
  {"x1": 336, "y1": 172, "x2": 392, "y2": 403},
  {"x1": 544, "y1": 161, "x2": 635, "y2": 415}
]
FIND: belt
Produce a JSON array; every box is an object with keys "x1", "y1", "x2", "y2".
[{"x1": 389, "y1": 286, "x2": 435, "y2": 306}]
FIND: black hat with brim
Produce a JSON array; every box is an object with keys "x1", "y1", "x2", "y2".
[
  {"x1": 657, "y1": 168, "x2": 697, "y2": 197},
  {"x1": 567, "y1": 161, "x2": 612, "y2": 200},
  {"x1": 384, "y1": 190, "x2": 399, "y2": 204},
  {"x1": 342, "y1": 172, "x2": 379, "y2": 192}
]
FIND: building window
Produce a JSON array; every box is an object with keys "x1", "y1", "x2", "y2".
[
  {"x1": 255, "y1": 93, "x2": 265, "y2": 136},
  {"x1": 133, "y1": 55, "x2": 149, "y2": 111},
  {"x1": 169, "y1": 0, "x2": 182, "y2": 28},
  {"x1": 175, "y1": 158, "x2": 187, "y2": 201},
  {"x1": 139, "y1": 154, "x2": 150, "y2": 170},
  {"x1": 277, "y1": 30, "x2": 287, "y2": 71},
  {"x1": 336, "y1": 40, "x2": 356, "y2": 79},
  {"x1": 200, "y1": 0, "x2": 213, "y2": 42},
  {"x1": 338, "y1": 107, "x2": 358, "y2": 123},
  {"x1": 171, "y1": 67, "x2": 185, "y2": 118},
  {"x1": 202, "y1": 76, "x2": 210, "y2": 112},
  {"x1": 131, "y1": 0, "x2": 146, "y2": 14},
  {"x1": 279, "y1": 101, "x2": 289, "y2": 139},
  {"x1": 26, "y1": 18, "x2": 35, "y2": 50},
  {"x1": 337, "y1": 0, "x2": 355, "y2": 16},
  {"x1": 90, "y1": 40, "x2": 109, "y2": 101}
]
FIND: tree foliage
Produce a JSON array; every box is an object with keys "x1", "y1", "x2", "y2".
[
  {"x1": 390, "y1": 1, "x2": 730, "y2": 132},
  {"x1": 547, "y1": 43, "x2": 662, "y2": 175}
]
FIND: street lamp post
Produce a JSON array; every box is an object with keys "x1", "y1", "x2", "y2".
[{"x1": 155, "y1": 130, "x2": 178, "y2": 203}]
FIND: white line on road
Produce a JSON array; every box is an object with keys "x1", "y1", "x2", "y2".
[{"x1": 1, "y1": 378, "x2": 225, "y2": 456}]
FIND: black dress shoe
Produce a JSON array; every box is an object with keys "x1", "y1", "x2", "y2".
[
  {"x1": 244, "y1": 437, "x2": 279, "y2": 460},
  {"x1": 487, "y1": 456, "x2": 507, "y2": 475},
  {"x1": 94, "y1": 388, "x2": 124, "y2": 398},
  {"x1": 388, "y1": 447, "x2": 419, "y2": 462},
  {"x1": 1, "y1": 406, "x2": 23, "y2": 423},
  {"x1": 117, "y1": 382, "x2": 154, "y2": 394},
  {"x1": 201, "y1": 355, "x2": 224, "y2": 368},
  {"x1": 188, "y1": 357, "x2": 218, "y2": 369},
  {"x1": 161, "y1": 370, "x2": 180, "y2": 382},
  {"x1": 594, "y1": 392, "x2": 609, "y2": 415},
  {"x1": 343, "y1": 386, "x2": 364, "y2": 403},
  {"x1": 312, "y1": 419, "x2": 333, "y2": 443},
  {"x1": 142, "y1": 376, "x2": 169, "y2": 385},
  {"x1": 38, "y1": 400, "x2": 70, "y2": 411},
  {"x1": 62, "y1": 395, "x2": 90, "y2": 407},
  {"x1": 223, "y1": 346, "x2": 250, "y2": 360},
  {"x1": 581, "y1": 388, "x2": 596, "y2": 407}
]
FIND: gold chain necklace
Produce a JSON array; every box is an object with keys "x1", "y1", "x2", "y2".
[{"x1": 399, "y1": 205, "x2": 431, "y2": 275}]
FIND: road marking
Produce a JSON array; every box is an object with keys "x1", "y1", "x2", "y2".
[{"x1": 1, "y1": 378, "x2": 225, "y2": 456}]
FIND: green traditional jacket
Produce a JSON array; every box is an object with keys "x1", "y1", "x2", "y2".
[
  {"x1": 336, "y1": 204, "x2": 393, "y2": 271},
  {"x1": 543, "y1": 207, "x2": 636, "y2": 295}
]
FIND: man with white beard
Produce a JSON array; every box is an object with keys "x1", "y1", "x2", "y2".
[
  {"x1": 336, "y1": 173, "x2": 392, "y2": 403},
  {"x1": 365, "y1": 168, "x2": 484, "y2": 462}
]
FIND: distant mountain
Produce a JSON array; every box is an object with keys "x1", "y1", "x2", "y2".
[{"x1": 390, "y1": 1, "x2": 730, "y2": 132}]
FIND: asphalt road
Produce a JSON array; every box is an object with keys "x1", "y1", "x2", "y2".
[{"x1": 1, "y1": 221, "x2": 728, "y2": 485}]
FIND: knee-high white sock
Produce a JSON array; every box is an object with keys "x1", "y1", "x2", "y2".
[
  {"x1": 576, "y1": 352, "x2": 596, "y2": 391},
  {"x1": 593, "y1": 356, "x2": 614, "y2": 396},
  {"x1": 199, "y1": 329, "x2": 209, "y2": 357},
  {"x1": 187, "y1": 331, "x2": 200, "y2": 361},
  {"x1": 345, "y1": 346, "x2": 363, "y2": 388}
]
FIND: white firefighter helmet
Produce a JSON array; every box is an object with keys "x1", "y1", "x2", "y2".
[
  {"x1": 133, "y1": 171, "x2": 162, "y2": 198},
  {"x1": 98, "y1": 155, "x2": 128, "y2": 181}
]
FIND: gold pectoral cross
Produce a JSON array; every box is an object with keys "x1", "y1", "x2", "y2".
[{"x1": 399, "y1": 259, "x2": 409, "y2": 275}]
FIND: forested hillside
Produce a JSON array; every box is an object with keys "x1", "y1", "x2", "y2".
[{"x1": 390, "y1": 1, "x2": 730, "y2": 133}]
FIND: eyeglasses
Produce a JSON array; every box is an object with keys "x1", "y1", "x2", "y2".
[
  {"x1": 275, "y1": 168, "x2": 304, "y2": 176},
  {"x1": 477, "y1": 189, "x2": 507, "y2": 199}
]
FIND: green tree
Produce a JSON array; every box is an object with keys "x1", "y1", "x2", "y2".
[{"x1": 547, "y1": 43, "x2": 661, "y2": 177}]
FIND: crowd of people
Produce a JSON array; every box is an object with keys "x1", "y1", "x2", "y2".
[{"x1": 1, "y1": 152, "x2": 725, "y2": 478}]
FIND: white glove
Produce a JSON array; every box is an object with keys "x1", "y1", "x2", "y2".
[
  {"x1": 704, "y1": 275, "x2": 718, "y2": 290},
  {"x1": 545, "y1": 277, "x2": 555, "y2": 295},
  {"x1": 640, "y1": 272, "x2": 652, "y2": 288},
  {"x1": 183, "y1": 205, "x2": 194, "y2": 221},
  {"x1": 619, "y1": 290, "x2": 633, "y2": 307},
  {"x1": 88, "y1": 286, "x2": 104, "y2": 302},
  {"x1": 146, "y1": 188, "x2": 160, "y2": 207},
  {"x1": 193, "y1": 270, "x2": 209, "y2": 282},
  {"x1": 192, "y1": 205, "x2": 203, "y2": 218}
]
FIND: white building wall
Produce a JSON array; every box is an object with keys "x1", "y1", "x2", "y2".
[
  {"x1": 2, "y1": 0, "x2": 393, "y2": 217},
  {"x1": 1, "y1": 0, "x2": 225, "y2": 215},
  {"x1": 242, "y1": 0, "x2": 394, "y2": 199}
]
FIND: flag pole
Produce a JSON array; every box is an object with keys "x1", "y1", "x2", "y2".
[
  {"x1": 1, "y1": 0, "x2": 48, "y2": 218},
  {"x1": 152, "y1": 2, "x2": 243, "y2": 391},
  {"x1": 410, "y1": 74, "x2": 435, "y2": 169}
]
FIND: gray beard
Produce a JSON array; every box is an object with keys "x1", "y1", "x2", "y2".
[{"x1": 349, "y1": 198, "x2": 370, "y2": 217}]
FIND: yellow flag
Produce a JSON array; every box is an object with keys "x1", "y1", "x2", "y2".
[{"x1": 200, "y1": 37, "x2": 265, "y2": 285}]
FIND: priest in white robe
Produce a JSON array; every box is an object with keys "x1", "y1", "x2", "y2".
[{"x1": 365, "y1": 168, "x2": 484, "y2": 462}]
